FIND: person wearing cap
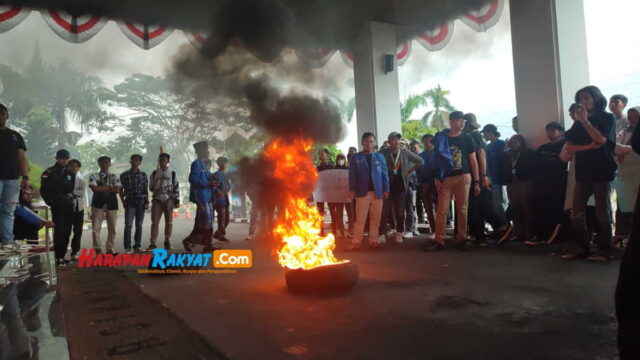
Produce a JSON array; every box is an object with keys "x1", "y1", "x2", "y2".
[
  {"x1": 463, "y1": 113, "x2": 511, "y2": 246},
  {"x1": 424, "y1": 111, "x2": 481, "y2": 252},
  {"x1": 528, "y1": 121, "x2": 568, "y2": 246},
  {"x1": 0, "y1": 103, "x2": 30, "y2": 252},
  {"x1": 183, "y1": 141, "x2": 219, "y2": 252},
  {"x1": 379, "y1": 131, "x2": 424, "y2": 244},
  {"x1": 40, "y1": 149, "x2": 77, "y2": 265},
  {"x1": 88, "y1": 156, "x2": 122, "y2": 255},
  {"x1": 212, "y1": 156, "x2": 232, "y2": 242},
  {"x1": 481, "y1": 124, "x2": 508, "y2": 222}
]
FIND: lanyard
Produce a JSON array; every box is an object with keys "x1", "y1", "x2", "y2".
[
  {"x1": 391, "y1": 149, "x2": 402, "y2": 171},
  {"x1": 511, "y1": 152, "x2": 521, "y2": 169}
]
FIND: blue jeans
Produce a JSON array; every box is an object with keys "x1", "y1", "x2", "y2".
[
  {"x1": 405, "y1": 188, "x2": 416, "y2": 232},
  {"x1": 124, "y1": 198, "x2": 146, "y2": 249},
  {"x1": 0, "y1": 179, "x2": 20, "y2": 245}
]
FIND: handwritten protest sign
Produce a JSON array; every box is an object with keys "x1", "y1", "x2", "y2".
[{"x1": 313, "y1": 169, "x2": 350, "y2": 203}]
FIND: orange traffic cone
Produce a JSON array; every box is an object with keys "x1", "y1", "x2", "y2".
[
  {"x1": 184, "y1": 204, "x2": 192, "y2": 219},
  {"x1": 173, "y1": 207, "x2": 180, "y2": 219}
]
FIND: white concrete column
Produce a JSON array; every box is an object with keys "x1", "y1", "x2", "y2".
[
  {"x1": 510, "y1": 0, "x2": 589, "y2": 147},
  {"x1": 353, "y1": 21, "x2": 402, "y2": 145}
]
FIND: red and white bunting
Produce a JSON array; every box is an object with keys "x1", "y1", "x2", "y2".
[
  {"x1": 416, "y1": 21, "x2": 454, "y2": 52},
  {"x1": 295, "y1": 48, "x2": 336, "y2": 68},
  {"x1": 184, "y1": 30, "x2": 208, "y2": 50},
  {"x1": 41, "y1": 9, "x2": 107, "y2": 43},
  {"x1": 396, "y1": 41, "x2": 411, "y2": 66},
  {"x1": 0, "y1": 6, "x2": 30, "y2": 33},
  {"x1": 340, "y1": 51, "x2": 354, "y2": 69},
  {"x1": 117, "y1": 21, "x2": 173, "y2": 50},
  {"x1": 460, "y1": 0, "x2": 504, "y2": 32}
]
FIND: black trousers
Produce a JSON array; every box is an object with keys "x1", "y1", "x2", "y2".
[
  {"x1": 616, "y1": 189, "x2": 640, "y2": 359},
  {"x1": 71, "y1": 210, "x2": 84, "y2": 255},
  {"x1": 52, "y1": 203, "x2": 74, "y2": 260},
  {"x1": 381, "y1": 190, "x2": 406, "y2": 234},
  {"x1": 468, "y1": 187, "x2": 505, "y2": 242},
  {"x1": 214, "y1": 205, "x2": 230, "y2": 236}
]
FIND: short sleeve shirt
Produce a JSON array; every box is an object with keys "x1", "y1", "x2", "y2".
[
  {"x1": 565, "y1": 112, "x2": 617, "y2": 182},
  {"x1": 89, "y1": 172, "x2": 122, "y2": 210},
  {"x1": 447, "y1": 133, "x2": 476, "y2": 177},
  {"x1": 0, "y1": 128, "x2": 26, "y2": 180}
]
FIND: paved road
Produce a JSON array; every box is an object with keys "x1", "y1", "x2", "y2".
[{"x1": 73, "y1": 216, "x2": 620, "y2": 360}]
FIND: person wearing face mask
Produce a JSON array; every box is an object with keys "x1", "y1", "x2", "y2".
[
  {"x1": 334, "y1": 153, "x2": 353, "y2": 237},
  {"x1": 562, "y1": 86, "x2": 617, "y2": 262}
]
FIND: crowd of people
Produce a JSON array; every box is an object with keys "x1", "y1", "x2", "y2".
[
  {"x1": 333, "y1": 86, "x2": 639, "y2": 263},
  {"x1": 0, "y1": 107, "x2": 233, "y2": 264},
  {"x1": 1, "y1": 84, "x2": 639, "y2": 266}
]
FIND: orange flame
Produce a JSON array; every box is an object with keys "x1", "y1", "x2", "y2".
[{"x1": 264, "y1": 137, "x2": 346, "y2": 270}]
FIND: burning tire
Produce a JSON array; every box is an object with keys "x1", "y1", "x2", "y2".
[{"x1": 285, "y1": 261, "x2": 359, "y2": 294}]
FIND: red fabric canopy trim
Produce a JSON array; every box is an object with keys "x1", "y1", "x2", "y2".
[
  {"x1": 396, "y1": 41, "x2": 411, "y2": 66},
  {"x1": 41, "y1": 9, "x2": 107, "y2": 43},
  {"x1": 460, "y1": 0, "x2": 504, "y2": 32},
  {"x1": 185, "y1": 31, "x2": 208, "y2": 50},
  {"x1": 416, "y1": 21, "x2": 454, "y2": 51},
  {"x1": 0, "y1": 6, "x2": 31, "y2": 33},
  {"x1": 117, "y1": 21, "x2": 173, "y2": 50}
]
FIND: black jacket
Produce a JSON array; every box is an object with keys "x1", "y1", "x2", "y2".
[
  {"x1": 499, "y1": 149, "x2": 535, "y2": 184},
  {"x1": 40, "y1": 163, "x2": 76, "y2": 207}
]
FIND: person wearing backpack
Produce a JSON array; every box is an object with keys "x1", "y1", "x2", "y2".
[{"x1": 149, "y1": 153, "x2": 180, "y2": 251}]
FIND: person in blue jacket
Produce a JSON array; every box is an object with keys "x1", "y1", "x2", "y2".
[
  {"x1": 183, "y1": 141, "x2": 219, "y2": 252},
  {"x1": 13, "y1": 186, "x2": 54, "y2": 241},
  {"x1": 347, "y1": 132, "x2": 390, "y2": 251}
]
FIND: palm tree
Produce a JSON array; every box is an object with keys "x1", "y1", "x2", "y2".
[
  {"x1": 401, "y1": 93, "x2": 428, "y2": 123},
  {"x1": 422, "y1": 85, "x2": 455, "y2": 130}
]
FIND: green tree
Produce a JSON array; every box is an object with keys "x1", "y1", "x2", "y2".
[
  {"x1": 21, "y1": 107, "x2": 58, "y2": 168},
  {"x1": 401, "y1": 93, "x2": 429, "y2": 123},
  {"x1": 401, "y1": 120, "x2": 435, "y2": 143},
  {"x1": 422, "y1": 85, "x2": 455, "y2": 130},
  {"x1": 108, "y1": 74, "x2": 251, "y2": 178}
]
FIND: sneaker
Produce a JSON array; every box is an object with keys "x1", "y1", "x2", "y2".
[
  {"x1": 395, "y1": 233, "x2": 405, "y2": 243},
  {"x1": 146, "y1": 244, "x2": 157, "y2": 252},
  {"x1": 403, "y1": 232, "x2": 413, "y2": 239},
  {"x1": 106, "y1": 250, "x2": 119, "y2": 255},
  {"x1": 377, "y1": 235, "x2": 387, "y2": 244},
  {"x1": 213, "y1": 231, "x2": 221, "y2": 240},
  {"x1": 412, "y1": 230, "x2": 420, "y2": 237},
  {"x1": 422, "y1": 241, "x2": 444, "y2": 252},
  {"x1": 164, "y1": 242, "x2": 173, "y2": 250},
  {"x1": 94, "y1": 248, "x2": 103, "y2": 256},
  {"x1": 70, "y1": 253, "x2": 79, "y2": 261},
  {"x1": 56, "y1": 258, "x2": 68, "y2": 267},
  {"x1": 385, "y1": 230, "x2": 396, "y2": 238},
  {"x1": 133, "y1": 247, "x2": 142, "y2": 253},
  {"x1": 245, "y1": 234, "x2": 253, "y2": 241},
  {"x1": 124, "y1": 248, "x2": 133, "y2": 254}
]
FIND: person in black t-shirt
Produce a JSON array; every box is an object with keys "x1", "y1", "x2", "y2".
[
  {"x1": 463, "y1": 113, "x2": 511, "y2": 246},
  {"x1": 0, "y1": 104, "x2": 30, "y2": 250},
  {"x1": 424, "y1": 111, "x2": 481, "y2": 252},
  {"x1": 562, "y1": 86, "x2": 617, "y2": 262},
  {"x1": 531, "y1": 122, "x2": 568, "y2": 245}
]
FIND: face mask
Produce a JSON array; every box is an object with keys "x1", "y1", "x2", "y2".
[{"x1": 337, "y1": 159, "x2": 345, "y2": 166}]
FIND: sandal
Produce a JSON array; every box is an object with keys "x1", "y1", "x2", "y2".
[
  {"x1": 561, "y1": 252, "x2": 588, "y2": 260},
  {"x1": 368, "y1": 242, "x2": 383, "y2": 249},
  {"x1": 587, "y1": 254, "x2": 611, "y2": 262},
  {"x1": 345, "y1": 243, "x2": 361, "y2": 251}
]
